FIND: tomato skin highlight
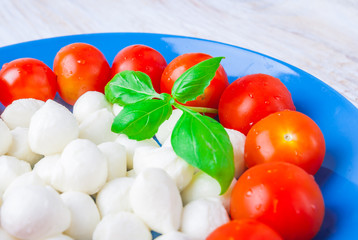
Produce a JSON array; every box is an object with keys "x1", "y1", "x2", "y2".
[
  {"x1": 0, "y1": 58, "x2": 57, "y2": 106},
  {"x1": 206, "y1": 219, "x2": 283, "y2": 240},
  {"x1": 244, "y1": 110, "x2": 326, "y2": 175},
  {"x1": 53, "y1": 42, "x2": 111, "y2": 105},
  {"x1": 218, "y1": 73, "x2": 295, "y2": 135},
  {"x1": 160, "y1": 53, "x2": 229, "y2": 111},
  {"x1": 111, "y1": 44, "x2": 167, "y2": 93},
  {"x1": 230, "y1": 162, "x2": 325, "y2": 240}
]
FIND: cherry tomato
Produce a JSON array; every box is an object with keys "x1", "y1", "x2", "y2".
[
  {"x1": 160, "y1": 53, "x2": 229, "y2": 111},
  {"x1": 218, "y1": 73, "x2": 295, "y2": 135},
  {"x1": 245, "y1": 110, "x2": 325, "y2": 175},
  {"x1": 206, "y1": 219, "x2": 283, "y2": 240},
  {"x1": 111, "y1": 44, "x2": 167, "y2": 93},
  {"x1": 230, "y1": 162, "x2": 325, "y2": 240},
  {"x1": 53, "y1": 42, "x2": 111, "y2": 105},
  {"x1": 0, "y1": 58, "x2": 57, "y2": 106}
]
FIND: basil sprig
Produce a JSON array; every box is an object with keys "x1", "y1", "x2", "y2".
[{"x1": 104, "y1": 57, "x2": 234, "y2": 194}]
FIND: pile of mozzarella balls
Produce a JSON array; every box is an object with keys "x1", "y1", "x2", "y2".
[{"x1": 0, "y1": 91, "x2": 246, "y2": 240}]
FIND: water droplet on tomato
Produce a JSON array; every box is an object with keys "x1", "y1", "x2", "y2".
[
  {"x1": 273, "y1": 199, "x2": 279, "y2": 213},
  {"x1": 264, "y1": 100, "x2": 270, "y2": 105},
  {"x1": 256, "y1": 145, "x2": 261, "y2": 150},
  {"x1": 245, "y1": 190, "x2": 253, "y2": 197},
  {"x1": 249, "y1": 122, "x2": 254, "y2": 127},
  {"x1": 77, "y1": 60, "x2": 86, "y2": 64},
  {"x1": 248, "y1": 93, "x2": 254, "y2": 98},
  {"x1": 274, "y1": 96, "x2": 281, "y2": 100}
]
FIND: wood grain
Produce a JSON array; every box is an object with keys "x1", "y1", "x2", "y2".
[{"x1": 1, "y1": 0, "x2": 357, "y2": 106}]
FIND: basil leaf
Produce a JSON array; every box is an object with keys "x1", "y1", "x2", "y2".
[
  {"x1": 105, "y1": 70, "x2": 161, "y2": 106},
  {"x1": 112, "y1": 98, "x2": 173, "y2": 141},
  {"x1": 171, "y1": 57, "x2": 224, "y2": 104},
  {"x1": 171, "y1": 107, "x2": 234, "y2": 194}
]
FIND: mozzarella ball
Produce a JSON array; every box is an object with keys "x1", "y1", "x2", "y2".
[
  {"x1": 126, "y1": 169, "x2": 136, "y2": 178},
  {"x1": 0, "y1": 156, "x2": 31, "y2": 196},
  {"x1": 98, "y1": 142, "x2": 127, "y2": 181},
  {"x1": 112, "y1": 103, "x2": 123, "y2": 116},
  {"x1": 79, "y1": 109, "x2": 117, "y2": 145},
  {"x1": 181, "y1": 198, "x2": 229, "y2": 239},
  {"x1": 1, "y1": 185, "x2": 71, "y2": 240},
  {"x1": 2, "y1": 172, "x2": 45, "y2": 200},
  {"x1": 155, "y1": 231, "x2": 192, "y2": 240},
  {"x1": 225, "y1": 128, "x2": 246, "y2": 178},
  {"x1": 156, "y1": 109, "x2": 183, "y2": 144},
  {"x1": 130, "y1": 168, "x2": 182, "y2": 234},
  {"x1": 115, "y1": 134, "x2": 159, "y2": 170},
  {"x1": 6, "y1": 127, "x2": 42, "y2": 165},
  {"x1": 61, "y1": 191, "x2": 100, "y2": 240},
  {"x1": 93, "y1": 212, "x2": 151, "y2": 240},
  {"x1": 44, "y1": 234, "x2": 73, "y2": 240},
  {"x1": 73, "y1": 91, "x2": 112, "y2": 123},
  {"x1": 0, "y1": 119, "x2": 12, "y2": 155},
  {"x1": 0, "y1": 228, "x2": 19, "y2": 240},
  {"x1": 133, "y1": 146, "x2": 194, "y2": 190},
  {"x1": 51, "y1": 139, "x2": 108, "y2": 194},
  {"x1": 28, "y1": 100, "x2": 79, "y2": 155},
  {"x1": 1, "y1": 98, "x2": 44, "y2": 129},
  {"x1": 181, "y1": 171, "x2": 236, "y2": 212},
  {"x1": 96, "y1": 177, "x2": 134, "y2": 217},
  {"x1": 33, "y1": 154, "x2": 60, "y2": 185}
]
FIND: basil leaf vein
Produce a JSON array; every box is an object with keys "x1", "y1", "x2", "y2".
[
  {"x1": 171, "y1": 57, "x2": 224, "y2": 104},
  {"x1": 171, "y1": 107, "x2": 234, "y2": 194},
  {"x1": 105, "y1": 70, "x2": 161, "y2": 106},
  {"x1": 112, "y1": 98, "x2": 172, "y2": 141}
]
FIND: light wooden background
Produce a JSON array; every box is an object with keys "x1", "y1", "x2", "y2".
[{"x1": 0, "y1": 0, "x2": 357, "y2": 107}]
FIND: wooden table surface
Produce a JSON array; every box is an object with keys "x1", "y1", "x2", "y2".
[{"x1": 1, "y1": 0, "x2": 357, "y2": 107}]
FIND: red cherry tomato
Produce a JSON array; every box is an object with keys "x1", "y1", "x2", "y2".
[
  {"x1": 206, "y1": 219, "x2": 283, "y2": 240},
  {"x1": 0, "y1": 58, "x2": 57, "y2": 106},
  {"x1": 53, "y1": 42, "x2": 111, "y2": 105},
  {"x1": 218, "y1": 73, "x2": 295, "y2": 135},
  {"x1": 230, "y1": 162, "x2": 325, "y2": 240},
  {"x1": 160, "y1": 53, "x2": 229, "y2": 111},
  {"x1": 245, "y1": 110, "x2": 325, "y2": 175},
  {"x1": 111, "y1": 44, "x2": 167, "y2": 93}
]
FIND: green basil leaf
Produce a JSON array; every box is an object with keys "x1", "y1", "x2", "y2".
[
  {"x1": 171, "y1": 107, "x2": 234, "y2": 194},
  {"x1": 105, "y1": 70, "x2": 161, "y2": 106},
  {"x1": 112, "y1": 98, "x2": 173, "y2": 141},
  {"x1": 171, "y1": 57, "x2": 224, "y2": 104}
]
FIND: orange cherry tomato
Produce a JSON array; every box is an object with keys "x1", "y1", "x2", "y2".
[
  {"x1": 53, "y1": 42, "x2": 111, "y2": 105},
  {"x1": 244, "y1": 110, "x2": 325, "y2": 175}
]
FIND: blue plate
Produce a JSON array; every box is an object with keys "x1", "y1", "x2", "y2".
[{"x1": 1, "y1": 33, "x2": 358, "y2": 239}]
